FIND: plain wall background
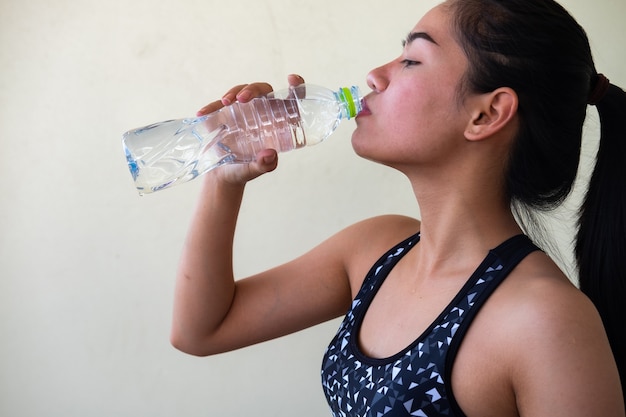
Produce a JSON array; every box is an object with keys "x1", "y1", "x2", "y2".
[{"x1": 1, "y1": 1, "x2": 624, "y2": 416}]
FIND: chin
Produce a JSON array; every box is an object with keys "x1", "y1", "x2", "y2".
[
  {"x1": 350, "y1": 140, "x2": 386, "y2": 167},
  {"x1": 351, "y1": 130, "x2": 383, "y2": 161},
  {"x1": 350, "y1": 134, "x2": 369, "y2": 159}
]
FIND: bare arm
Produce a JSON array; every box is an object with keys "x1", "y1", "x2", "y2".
[
  {"x1": 170, "y1": 169, "x2": 359, "y2": 356},
  {"x1": 170, "y1": 76, "x2": 355, "y2": 356}
]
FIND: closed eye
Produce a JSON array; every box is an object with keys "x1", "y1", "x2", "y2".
[{"x1": 400, "y1": 59, "x2": 420, "y2": 67}]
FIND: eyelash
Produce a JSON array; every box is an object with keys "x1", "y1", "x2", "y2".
[{"x1": 400, "y1": 59, "x2": 420, "y2": 67}]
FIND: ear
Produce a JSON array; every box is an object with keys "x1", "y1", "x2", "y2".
[{"x1": 464, "y1": 87, "x2": 518, "y2": 141}]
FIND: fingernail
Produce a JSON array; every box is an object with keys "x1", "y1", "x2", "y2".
[
  {"x1": 221, "y1": 96, "x2": 232, "y2": 106},
  {"x1": 263, "y1": 153, "x2": 276, "y2": 164}
]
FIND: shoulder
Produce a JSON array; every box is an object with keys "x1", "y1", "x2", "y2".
[
  {"x1": 328, "y1": 214, "x2": 420, "y2": 250},
  {"x1": 345, "y1": 214, "x2": 421, "y2": 241},
  {"x1": 326, "y1": 214, "x2": 421, "y2": 295},
  {"x1": 301, "y1": 214, "x2": 420, "y2": 280},
  {"x1": 489, "y1": 251, "x2": 624, "y2": 415},
  {"x1": 493, "y1": 251, "x2": 609, "y2": 365},
  {"x1": 499, "y1": 251, "x2": 602, "y2": 339}
]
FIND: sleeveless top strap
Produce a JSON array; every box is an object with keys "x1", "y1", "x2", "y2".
[{"x1": 446, "y1": 234, "x2": 539, "y2": 416}]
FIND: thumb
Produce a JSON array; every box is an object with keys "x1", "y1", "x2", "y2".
[
  {"x1": 257, "y1": 149, "x2": 278, "y2": 173},
  {"x1": 242, "y1": 149, "x2": 278, "y2": 181}
]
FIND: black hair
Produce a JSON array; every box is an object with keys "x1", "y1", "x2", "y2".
[
  {"x1": 445, "y1": 0, "x2": 626, "y2": 401},
  {"x1": 576, "y1": 82, "x2": 626, "y2": 396}
]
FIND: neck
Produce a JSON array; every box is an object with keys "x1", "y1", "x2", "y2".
[{"x1": 407, "y1": 168, "x2": 522, "y2": 275}]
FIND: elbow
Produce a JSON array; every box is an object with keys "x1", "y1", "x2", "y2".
[{"x1": 169, "y1": 330, "x2": 215, "y2": 357}]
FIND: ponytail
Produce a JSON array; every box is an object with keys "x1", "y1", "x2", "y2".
[{"x1": 576, "y1": 80, "x2": 626, "y2": 398}]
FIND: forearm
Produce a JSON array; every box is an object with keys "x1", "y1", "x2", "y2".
[
  {"x1": 170, "y1": 172, "x2": 245, "y2": 355},
  {"x1": 168, "y1": 77, "x2": 292, "y2": 355}
]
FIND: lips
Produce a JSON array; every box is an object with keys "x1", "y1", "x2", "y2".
[{"x1": 357, "y1": 97, "x2": 372, "y2": 117}]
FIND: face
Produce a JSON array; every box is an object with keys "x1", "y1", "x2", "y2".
[{"x1": 352, "y1": 4, "x2": 473, "y2": 172}]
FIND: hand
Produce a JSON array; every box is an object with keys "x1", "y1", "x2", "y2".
[
  {"x1": 196, "y1": 74, "x2": 305, "y2": 116},
  {"x1": 197, "y1": 74, "x2": 306, "y2": 185}
]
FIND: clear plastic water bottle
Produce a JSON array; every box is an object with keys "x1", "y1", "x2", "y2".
[{"x1": 122, "y1": 84, "x2": 362, "y2": 195}]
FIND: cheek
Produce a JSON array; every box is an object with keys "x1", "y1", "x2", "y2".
[
  {"x1": 351, "y1": 117, "x2": 419, "y2": 164},
  {"x1": 349, "y1": 85, "x2": 462, "y2": 160},
  {"x1": 351, "y1": 96, "x2": 424, "y2": 152}
]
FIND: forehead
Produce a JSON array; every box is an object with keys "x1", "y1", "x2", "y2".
[
  {"x1": 405, "y1": 4, "x2": 468, "y2": 78},
  {"x1": 408, "y1": 4, "x2": 454, "y2": 47}
]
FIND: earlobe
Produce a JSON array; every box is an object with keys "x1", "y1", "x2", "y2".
[{"x1": 464, "y1": 87, "x2": 518, "y2": 141}]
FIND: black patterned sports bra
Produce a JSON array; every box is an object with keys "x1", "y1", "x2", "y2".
[{"x1": 321, "y1": 233, "x2": 538, "y2": 417}]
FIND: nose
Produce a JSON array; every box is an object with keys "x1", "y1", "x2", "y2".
[{"x1": 366, "y1": 63, "x2": 390, "y2": 93}]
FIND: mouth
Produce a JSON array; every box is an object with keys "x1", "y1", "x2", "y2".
[{"x1": 357, "y1": 97, "x2": 372, "y2": 117}]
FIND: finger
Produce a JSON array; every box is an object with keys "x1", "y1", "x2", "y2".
[
  {"x1": 197, "y1": 99, "x2": 225, "y2": 116},
  {"x1": 287, "y1": 74, "x2": 306, "y2": 100},
  {"x1": 197, "y1": 83, "x2": 248, "y2": 115},
  {"x1": 218, "y1": 83, "x2": 251, "y2": 106},
  {"x1": 238, "y1": 149, "x2": 279, "y2": 183},
  {"x1": 255, "y1": 149, "x2": 279, "y2": 174},
  {"x1": 287, "y1": 74, "x2": 305, "y2": 87},
  {"x1": 197, "y1": 82, "x2": 276, "y2": 116},
  {"x1": 233, "y1": 82, "x2": 274, "y2": 104},
  {"x1": 216, "y1": 149, "x2": 278, "y2": 186}
]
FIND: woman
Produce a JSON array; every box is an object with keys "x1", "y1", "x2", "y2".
[{"x1": 170, "y1": 0, "x2": 625, "y2": 415}]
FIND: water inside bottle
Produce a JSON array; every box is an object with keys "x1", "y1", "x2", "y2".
[
  {"x1": 124, "y1": 100, "x2": 302, "y2": 195},
  {"x1": 123, "y1": 92, "x2": 345, "y2": 195}
]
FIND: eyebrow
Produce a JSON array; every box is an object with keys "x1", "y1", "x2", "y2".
[{"x1": 402, "y1": 31, "x2": 438, "y2": 47}]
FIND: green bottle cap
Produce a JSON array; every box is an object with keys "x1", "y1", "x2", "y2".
[{"x1": 340, "y1": 87, "x2": 357, "y2": 118}]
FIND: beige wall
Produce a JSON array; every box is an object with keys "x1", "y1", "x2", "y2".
[{"x1": 1, "y1": 0, "x2": 624, "y2": 416}]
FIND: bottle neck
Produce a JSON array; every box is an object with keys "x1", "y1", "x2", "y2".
[{"x1": 335, "y1": 86, "x2": 362, "y2": 119}]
